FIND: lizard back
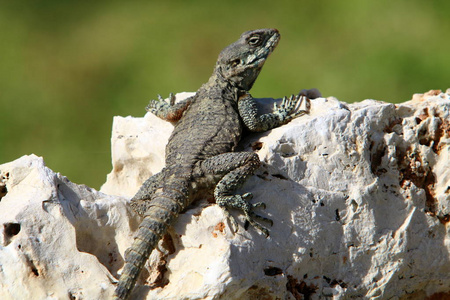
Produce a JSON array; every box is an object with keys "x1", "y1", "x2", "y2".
[{"x1": 165, "y1": 86, "x2": 243, "y2": 166}]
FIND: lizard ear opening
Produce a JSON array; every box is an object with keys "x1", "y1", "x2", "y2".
[{"x1": 230, "y1": 59, "x2": 241, "y2": 67}]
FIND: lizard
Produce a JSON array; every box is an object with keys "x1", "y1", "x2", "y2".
[{"x1": 113, "y1": 28, "x2": 314, "y2": 299}]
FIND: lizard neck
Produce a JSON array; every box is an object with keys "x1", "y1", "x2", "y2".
[{"x1": 203, "y1": 72, "x2": 247, "y2": 101}]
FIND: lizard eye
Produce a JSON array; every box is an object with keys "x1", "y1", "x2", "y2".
[{"x1": 248, "y1": 36, "x2": 262, "y2": 46}]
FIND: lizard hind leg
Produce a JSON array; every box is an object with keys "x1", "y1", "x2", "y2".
[
  {"x1": 201, "y1": 152, "x2": 272, "y2": 236},
  {"x1": 130, "y1": 170, "x2": 165, "y2": 216}
]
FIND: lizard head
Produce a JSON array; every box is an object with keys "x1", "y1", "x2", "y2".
[{"x1": 215, "y1": 28, "x2": 280, "y2": 91}]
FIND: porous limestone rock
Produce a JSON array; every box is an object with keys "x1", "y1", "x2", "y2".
[
  {"x1": 1, "y1": 90, "x2": 450, "y2": 300},
  {"x1": 0, "y1": 155, "x2": 136, "y2": 299}
]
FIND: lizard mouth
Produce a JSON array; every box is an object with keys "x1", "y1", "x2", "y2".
[{"x1": 267, "y1": 30, "x2": 281, "y2": 53}]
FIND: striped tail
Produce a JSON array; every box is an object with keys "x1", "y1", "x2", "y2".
[{"x1": 113, "y1": 174, "x2": 191, "y2": 300}]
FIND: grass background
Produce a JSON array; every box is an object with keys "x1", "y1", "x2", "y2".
[{"x1": 1, "y1": 1, "x2": 449, "y2": 188}]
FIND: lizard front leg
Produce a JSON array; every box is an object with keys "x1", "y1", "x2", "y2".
[
  {"x1": 146, "y1": 93, "x2": 195, "y2": 122},
  {"x1": 199, "y1": 152, "x2": 272, "y2": 236},
  {"x1": 238, "y1": 93, "x2": 310, "y2": 132}
]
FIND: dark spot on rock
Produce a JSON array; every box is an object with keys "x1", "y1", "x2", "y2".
[
  {"x1": 31, "y1": 265, "x2": 39, "y2": 276},
  {"x1": 330, "y1": 279, "x2": 348, "y2": 288},
  {"x1": 370, "y1": 141, "x2": 386, "y2": 176},
  {"x1": 0, "y1": 172, "x2": 8, "y2": 200},
  {"x1": 68, "y1": 291, "x2": 76, "y2": 300},
  {"x1": 256, "y1": 171, "x2": 270, "y2": 181},
  {"x1": 417, "y1": 116, "x2": 450, "y2": 154},
  {"x1": 251, "y1": 141, "x2": 263, "y2": 151},
  {"x1": 162, "y1": 233, "x2": 176, "y2": 255},
  {"x1": 335, "y1": 209, "x2": 341, "y2": 221},
  {"x1": 24, "y1": 255, "x2": 40, "y2": 277},
  {"x1": 286, "y1": 275, "x2": 317, "y2": 300},
  {"x1": 423, "y1": 172, "x2": 437, "y2": 214},
  {"x1": 272, "y1": 173, "x2": 288, "y2": 180},
  {"x1": 264, "y1": 267, "x2": 283, "y2": 276},
  {"x1": 397, "y1": 147, "x2": 438, "y2": 215},
  {"x1": 437, "y1": 214, "x2": 450, "y2": 225},
  {"x1": 108, "y1": 252, "x2": 118, "y2": 265},
  {"x1": 384, "y1": 118, "x2": 402, "y2": 133},
  {"x1": 4, "y1": 223, "x2": 20, "y2": 237},
  {"x1": 244, "y1": 220, "x2": 250, "y2": 230},
  {"x1": 0, "y1": 183, "x2": 7, "y2": 200}
]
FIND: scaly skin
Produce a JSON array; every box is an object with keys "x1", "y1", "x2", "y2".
[{"x1": 113, "y1": 28, "x2": 311, "y2": 299}]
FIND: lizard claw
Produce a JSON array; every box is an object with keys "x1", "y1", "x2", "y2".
[
  {"x1": 292, "y1": 95, "x2": 311, "y2": 118},
  {"x1": 252, "y1": 202, "x2": 266, "y2": 209},
  {"x1": 242, "y1": 192, "x2": 253, "y2": 201},
  {"x1": 276, "y1": 94, "x2": 298, "y2": 115},
  {"x1": 145, "y1": 100, "x2": 159, "y2": 113},
  {"x1": 156, "y1": 93, "x2": 176, "y2": 106},
  {"x1": 274, "y1": 94, "x2": 311, "y2": 123},
  {"x1": 146, "y1": 93, "x2": 177, "y2": 114},
  {"x1": 218, "y1": 194, "x2": 272, "y2": 237},
  {"x1": 169, "y1": 93, "x2": 176, "y2": 106}
]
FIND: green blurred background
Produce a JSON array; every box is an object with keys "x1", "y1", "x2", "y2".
[{"x1": 1, "y1": 1, "x2": 449, "y2": 189}]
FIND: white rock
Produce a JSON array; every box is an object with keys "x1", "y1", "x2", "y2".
[
  {"x1": 1, "y1": 90, "x2": 450, "y2": 299},
  {"x1": 0, "y1": 155, "x2": 135, "y2": 300}
]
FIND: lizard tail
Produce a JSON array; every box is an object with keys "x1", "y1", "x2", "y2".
[{"x1": 113, "y1": 173, "x2": 190, "y2": 300}]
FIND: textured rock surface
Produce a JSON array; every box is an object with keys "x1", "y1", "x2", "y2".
[
  {"x1": 0, "y1": 155, "x2": 136, "y2": 299},
  {"x1": 1, "y1": 90, "x2": 450, "y2": 299}
]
